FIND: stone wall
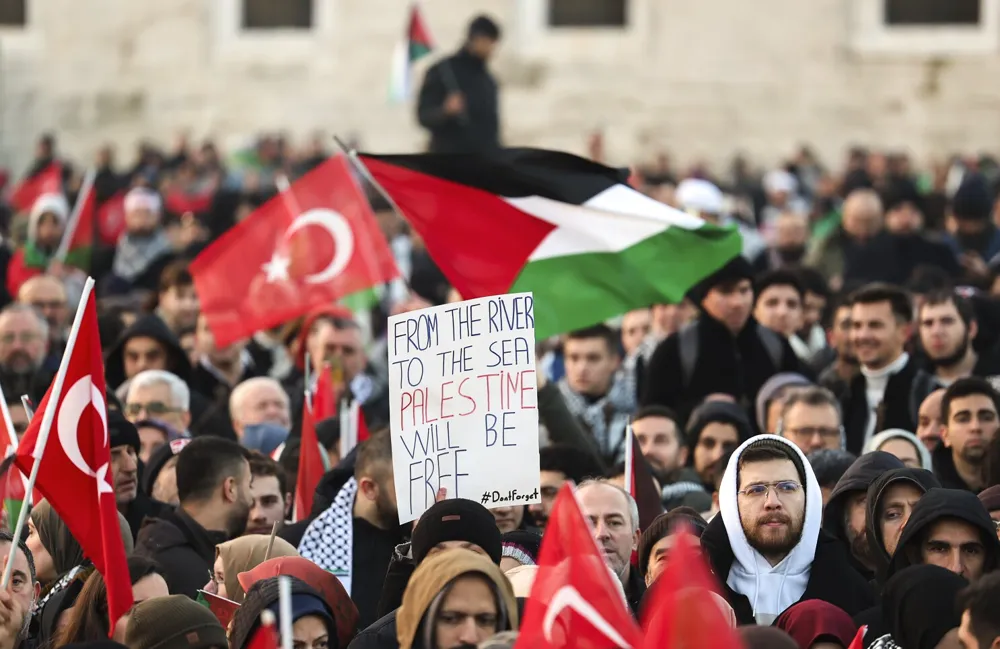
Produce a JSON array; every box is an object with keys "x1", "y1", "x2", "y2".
[{"x1": 1, "y1": 0, "x2": 999, "y2": 175}]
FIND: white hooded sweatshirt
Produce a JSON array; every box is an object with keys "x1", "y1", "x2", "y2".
[{"x1": 719, "y1": 434, "x2": 823, "y2": 625}]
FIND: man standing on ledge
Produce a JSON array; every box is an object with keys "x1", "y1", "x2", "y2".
[{"x1": 417, "y1": 15, "x2": 502, "y2": 154}]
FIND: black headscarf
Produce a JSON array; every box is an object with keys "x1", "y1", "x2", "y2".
[
  {"x1": 883, "y1": 565, "x2": 967, "y2": 649},
  {"x1": 864, "y1": 468, "x2": 941, "y2": 585}
]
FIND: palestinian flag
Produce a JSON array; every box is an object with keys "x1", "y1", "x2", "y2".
[
  {"x1": 389, "y1": 3, "x2": 434, "y2": 103},
  {"x1": 357, "y1": 149, "x2": 743, "y2": 338}
]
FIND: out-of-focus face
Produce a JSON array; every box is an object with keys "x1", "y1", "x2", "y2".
[
  {"x1": 196, "y1": 315, "x2": 246, "y2": 368},
  {"x1": 577, "y1": 483, "x2": 638, "y2": 582},
  {"x1": 842, "y1": 191, "x2": 883, "y2": 241},
  {"x1": 0, "y1": 311, "x2": 48, "y2": 374},
  {"x1": 920, "y1": 300, "x2": 971, "y2": 367},
  {"x1": 159, "y1": 284, "x2": 199, "y2": 330},
  {"x1": 620, "y1": 309, "x2": 651, "y2": 356},
  {"x1": 110, "y1": 444, "x2": 139, "y2": 505},
  {"x1": 137, "y1": 425, "x2": 167, "y2": 464},
  {"x1": 754, "y1": 285, "x2": 803, "y2": 338},
  {"x1": 942, "y1": 393, "x2": 998, "y2": 469},
  {"x1": 126, "y1": 380, "x2": 189, "y2": 433},
  {"x1": 308, "y1": 321, "x2": 365, "y2": 383},
  {"x1": 123, "y1": 336, "x2": 169, "y2": 379},
  {"x1": 124, "y1": 206, "x2": 160, "y2": 234},
  {"x1": 650, "y1": 302, "x2": 693, "y2": 338},
  {"x1": 18, "y1": 277, "x2": 68, "y2": 336},
  {"x1": 879, "y1": 481, "x2": 924, "y2": 555},
  {"x1": 35, "y1": 213, "x2": 64, "y2": 249},
  {"x1": 918, "y1": 389, "x2": 945, "y2": 451},
  {"x1": 152, "y1": 458, "x2": 180, "y2": 506},
  {"x1": 878, "y1": 437, "x2": 922, "y2": 468},
  {"x1": 830, "y1": 305, "x2": 855, "y2": 362},
  {"x1": 247, "y1": 474, "x2": 286, "y2": 536},
  {"x1": 433, "y1": 574, "x2": 500, "y2": 649},
  {"x1": 491, "y1": 506, "x2": 524, "y2": 534},
  {"x1": 563, "y1": 336, "x2": 619, "y2": 398},
  {"x1": 468, "y1": 35, "x2": 498, "y2": 60},
  {"x1": 781, "y1": 402, "x2": 842, "y2": 454},
  {"x1": 633, "y1": 415, "x2": 686, "y2": 477},
  {"x1": 234, "y1": 381, "x2": 291, "y2": 437},
  {"x1": 702, "y1": 280, "x2": 754, "y2": 335},
  {"x1": 736, "y1": 459, "x2": 806, "y2": 564},
  {"x1": 920, "y1": 518, "x2": 986, "y2": 581},
  {"x1": 851, "y1": 301, "x2": 908, "y2": 371},
  {"x1": 802, "y1": 292, "x2": 827, "y2": 333},
  {"x1": 774, "y1": 213, "x2": 809, "y2": 251},
  {"x1": 693, "y1": 423, "x2": 739, "y2": 485},
  {"x1": 529, "y1": 470, "x2": 565, "y2": 530},
  {"x1": 885, "y1": 203, "x2": 923, "y2": 235}
]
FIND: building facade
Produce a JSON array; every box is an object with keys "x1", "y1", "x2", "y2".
[{"x1": 1, "y1": 0, "x2": 999, "y2": 173}]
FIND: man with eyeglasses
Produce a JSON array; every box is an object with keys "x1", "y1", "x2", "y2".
[
  {"x1": 0, "y1": 304, "x2": 52, "y2": 400},
  {"x1": 778, "y1": 387, "x2": 845, "y2": 455},
  {"x1": 125, "y1": 369, "x2": 191, "y2": 436},
  {"x1": 700, "y1": 435, "x2": 873, "y2": 625},
  {"x1": 16, "y1": 275, "x2": 69, "y2": 355}
]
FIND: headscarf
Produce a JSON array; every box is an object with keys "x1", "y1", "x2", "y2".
[
  {"x1": 774, "y1": 600, "x2": 858, "y2": 649},
  {"x1": 238, "y1": 556, "x2": 359, "y2": 649},
  {"x1": 32, "y1": 500, "x2": 85, "y2": 576},
  {"x1": 883, "y1": 565, "x2": 967, "y2": 649},
  {"x1": 738, "y1": 627, "x2": 799, "y2": 649},
  {"x1": 397, "y1": 549, "x2": 517, "y2": 649},
  {"x1": 215, "y1": 535, "x2": 299, "y2": 603},
  {"x1": 754, "y1": 372, "x2": 813, "y2": 433},
  {"x1": 864, "y1": 428, "x2": 933, "y2": 470},
  {"x1": 230, "y1": 577, "x2": 335, "y2": 649}
]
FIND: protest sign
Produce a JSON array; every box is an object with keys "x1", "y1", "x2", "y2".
[{"x1": 388, "y1": 292, "x2": 541, "y2": 524}]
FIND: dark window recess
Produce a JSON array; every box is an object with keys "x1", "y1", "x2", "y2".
[
  {"x1": 548, "y1": 0, "x2": 627, "y2": 27},
  {"x1": 884, "y1": 0, "x2": 981, "y2": 25},
  {"x1": 0, "y1": 0, "x2": 27, "y2": 27},
  {"x1": 242, "y1": 0, "x2": 313, "y2": 29}
]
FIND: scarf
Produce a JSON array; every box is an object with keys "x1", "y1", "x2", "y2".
[
  {"x1": 558, "y1": 377, "x2": 635, "y2": 462},
  {"x1": 298, "y1": 477, "x2": 358, "y2": 596},
  {"x1": 22, "y1": 241, "x2": 54, "y2": 269},
  {"x1": 33, "y1": 564, "x2": 85, "y2": 615},
  {"x1": 112, "y1": 230, "x2": 172, "y2": 281}
]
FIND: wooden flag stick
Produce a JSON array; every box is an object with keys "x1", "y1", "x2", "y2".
[{"x1": 264, "y1": 521, "x2": 279, "y2": 561}]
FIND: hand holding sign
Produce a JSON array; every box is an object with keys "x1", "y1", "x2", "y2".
[{"x1": 388, "y1": 293, "x2": 542, "y2": 524}]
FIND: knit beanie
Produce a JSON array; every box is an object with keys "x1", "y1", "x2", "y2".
[
  {"x1": 125, "y1": 595, "x2": 228, "y2": 649},
  {"x1": 411, "y1": 499, "x2": 503, "y2": 565},
  {"x1": 686, "y1": 256, "x2": 755, "y2": 306},
  {"x1": 501, "y1": 530, "x2": 542, "y2": 567},
  {"x1": 108, "y1": 410, "x2": 140, "y2": 454},
  {"x1": 637, "y1": 507, "x2": 707, "y2": 577},
  {"x1": 951, "y1": 173, "x2": 994, "y2": 221},
  {"x1": 686, "y1": 401, "x2": 753, "y2": 453}
]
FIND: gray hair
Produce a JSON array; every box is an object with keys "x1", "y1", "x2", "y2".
[
  {"x1": 0, "y1": 303, "x2": 50, "y2": 341},
  {"x1": 229, "y1": 376, "x2": 289, "y2": 423},
  {"x1": 779, "y1": 386, "x2": 843, "y2": 425},
  {"x1": 576, "y1": 479, "x2": 640, "y2": 534},
  {"x1": 128, "y1": 369, "x2": 190, "y2": 411}
]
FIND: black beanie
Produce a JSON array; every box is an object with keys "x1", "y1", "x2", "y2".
[
  {"x1": 637, "y1": 507, "x2": 707, "y2": 577},
  {"x1": 411, "y1": 499, "x2": 503, "y2": 565},
  {"x1": 686, "y1": 256, "x2": 755, "y2": 306},
  {"x1": 952, "y1": 173, "x2": 994, "y2": 221},
  {"x1": 108, "y1": 410, "x2": 140, "y2": 454},
  {"x1": 685, "y1": 401, "x2": 753, "y2": 453},
  {"x1": 881, "y1": 177, "x2": 923, "y2": 214}
]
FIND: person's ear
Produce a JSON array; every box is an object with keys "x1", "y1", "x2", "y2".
[
  {"x1": 969, "y1": 319, "x2": 979, "y2": 342},
  {"x1": 677, "y1": 445, "x2": 689, "y2": 467},
  {"x1": 631, "y1": 528, "x2": 640, "y2": 553},
  {"x1": 181, "y1": 411, "x2": 191, "y2": 430},
  {"x1": 223, "y1": 476, "x2": 237, "y2": 504},
  {"x1": 940, "y1": 424, "x2": 952, "y2": 449},
  {"x1": 358, "y1": 476, "x2": 378, "y2": 502}
]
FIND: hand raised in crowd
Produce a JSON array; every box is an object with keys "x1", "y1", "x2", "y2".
[
  {"x1": 412, "y1": 487, "x2": 448, "y2": 531},
  {"x1": 443, "y1": 92, "x2": 465, "y2": 116}
]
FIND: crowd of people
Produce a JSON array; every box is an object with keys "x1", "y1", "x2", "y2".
[{"x1": 1, "y1": 13, "x2": 1000, "y2": 649}]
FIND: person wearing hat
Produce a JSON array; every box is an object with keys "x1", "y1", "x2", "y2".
[
  {"x1": 700, "y1": 435, "x2": 873, "y2": 625},
  {"x1": 230, "y1": 578, "x2": 339, "y2": 649},
  {"x1": 6, "y1": 193, "x2": 68, "y2": 299},
  {"x1": 349, "y1": 498, "x2": 502, "y2": 649},
  {"x1": 108, "y1": 409, "x2": 172, "y2": 541},
  {"x1": 977, "y1": 485, "x2": 1000, "y2": 535},
  {"x1": 416, "y1": 15, "x2": 502, "y2": 156},
  {"x1": 950, "y1": 173, "x2": 1000, "y2": 278},
  {"x1": 675, "y1": 178, "x2": 766, "y2": 262},
  {"x1": 684, "y1": 400, "x2": 753, "y2": 492},
  {"x1": 638, "y1": 507, "x2": 707, "y2": 586},
  {"x1": 642, "y1": 253, "x2": 808, "y2": 431},
  {"x1": 498, "y1": 531, "x2": 541, "y2": 573},
  {"x1": 126, "y1": 594, "x2": 228, "y2": 649}
]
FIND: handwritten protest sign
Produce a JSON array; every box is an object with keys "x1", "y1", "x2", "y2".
[{"x1": 388, "y1": 292, "x2": 541, "y2": 524}]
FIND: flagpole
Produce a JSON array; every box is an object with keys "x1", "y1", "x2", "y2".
[
  {"x1": 278, "y1": 575, "x2": 293, "y2": 649},
  {"x1": 53, "y1": 169, "x2": 96, "y2": 263},
  {"x1": 19, "y1": 397, "x2": 33, "y2": 421},
  {"x1": 2, "y1": 276, "x2": 95, "y2": 589}
]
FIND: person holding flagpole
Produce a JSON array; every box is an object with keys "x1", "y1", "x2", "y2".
[{"x1": 416, "y1": 15, "x2": 502, "y2": 155}]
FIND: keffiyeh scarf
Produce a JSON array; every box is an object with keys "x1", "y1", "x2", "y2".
[
  {"x1": 558, "y1": 377, "x2": 635, "y2": 462},
  {"x1": 113, "y1": 230, "x2": 172, "y2": 281},
  {"x1": 297, "y1": 477, "x2": 358, "y2": 595}
]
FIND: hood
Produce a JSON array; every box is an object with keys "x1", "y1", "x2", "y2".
[
  {"x1": 718, "y1": 435, "x2": 822, "y2": 624},
  {"x1": 821, "y1": 451, "x2": 905, "y2": 543},
  {"x1": 864, "y1": 428, "x2": 933, "y2": 470},
  {"x1": 28, "y1": 193, "x2": 69, "y2": 245},
  {"x1": 863, "y1": 468, "x2": 940, "y2": 585},
  {"x1": 396, "y1": 550, "x2": 517, "y2": 649},
  {"x1": 685, "y1": 401, "x2": 754, "y2": 458},
  {"x1": 754, "y1": 373, "x2": 812, "y2": 433},
  {"x1": 293, "y1": 305, "x2": 355, "y2": 371},
  {"x1": 105, "y1": 314, "x2": 191, "y2": 389},
  {"x1": 887, "y1": 488, "x2": 1000, "y2": 579}
]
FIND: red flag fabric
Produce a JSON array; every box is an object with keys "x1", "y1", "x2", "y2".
[
  {"x1": 641, "y1": 528, "x2": 743, "y2": 649},
  {"x1": 294, "y1": 400, "x2": 325, "y2": 522},
  {"x1": 13, "y1": 288, "x2": 133, "y2": 634},
  {"x1": 246, "y1": 612, "x2": 279, "y2": 649},
  {"x1": 357, "y1": 408, "x2": 370, "y2": 443},
  {"x1": 191, "y1": 156, "x2": 399, "y2": 347},
  {"x1": 516, "y1": 484, "x2": 643, "y2": 649},
  {"x1": 77, "y1": 188, "x2": 127, "y2": 247},
  {"x1": 313, "y1": 362, "x2": 342, "y2": 421},
  {"x1": 847, "y1": 626, "x2": 867, "y2": 649},
  {"x1": 9, "y1": 163, "x2": 61, "y2": 213}
]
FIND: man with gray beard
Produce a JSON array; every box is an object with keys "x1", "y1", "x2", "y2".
[
  {"x1": 0, "y1": 531, "x2": 39, "y2": 649},
  {"x1": 0, "y1": 305, "x2": 52, "y2": 400}
]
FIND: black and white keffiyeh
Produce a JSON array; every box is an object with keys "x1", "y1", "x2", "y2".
[{"x1": 298, "y1": 477, "x2": 358, "y2": 595}]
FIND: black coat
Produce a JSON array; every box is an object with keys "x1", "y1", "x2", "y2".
[
  {"x1": 346, "y1": 609, "x2": 398, "y2": 649},
  {"x1": 841, "y1": 356, "x2": 931, "y2": 455},
  {"x1": 416, "y1": 48, "x2": 499, "y2": 155},
  {"x1": 123, "y1": 490, "x2": 174, "y2": 542},
  {"x1": 135, "y1": 509, "x2": 228, "y2": 599},
  {"x1": 821, "y1": 452, "x2": 906, "y2": 581},
  {"x1": 642, "y1": 315, "x2": 806, "y2": 430},
  {"x1": 700, "y1": 515, "x2": 874, "y2": 625},
  {"x1": 844, "y1": 232, "x2": 960, "y2": 286},
  {"x1": 931, "y1": 442, "x2": 977, "y2": 491}
]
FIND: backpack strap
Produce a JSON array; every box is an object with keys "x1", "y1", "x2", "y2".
[
  {"x1": 909, "y1": 370, "x2": 940, "y2": 425},
  {"x1": 679, "y1": 322, "x2": 699, "y2": 389},
  {"x1": 756, "y1": 325, "x2": 785, "y2": 370}
]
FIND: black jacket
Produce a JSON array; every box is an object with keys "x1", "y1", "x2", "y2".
[
  {"x1": 123, "y1": 490, "x2": 174, "y2": 542},
  {"x1": 931, "y1": 441, "x2": 980, "y2": 492},
  {"x1": 864, "y1": 468, "x2": 941, "y2": 586},
  {"x1": 346, "y1": 609, "x2": 398, "y2": 649},
  {"x1": 700, "y1": 515, "x2": 874, "y2": 625},
  {"x1": 844, "y1": 232, "x2": 960, "y2": 286},
  {"x1": 821, "y1": 452, "x2": 905, "y2": 581},
  {"x1": 135, "y1": 509, "x2": 228, "y2": 599},
  {"x1": 416, "y1": 48, "x2": 499, "y2": 155},
  {"x1": 642, "y1": 315, "x2": 805, "y2": 430},
  {"x1": 841, "y1": 356, "x2": 932, "y2": 455},
  {"x1": 279, "y1": 446, "x2": 359, "y2": 547}
]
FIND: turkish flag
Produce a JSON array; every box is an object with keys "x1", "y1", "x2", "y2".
[
  {"x1": 14, "y1": 287, "x2": 133, "y2": 635},
  {"x1": 641, "y1": 528, "x2": 742, "y2": 649},
  {"x1": 9, "y1": 163, "x2": 62, "y2": 213},
  {"x1": 293, "y1": 399, "x2": 325, "y2": 522},
  {"x1": 516, "y1": 484, "x2": 643, "y2": 649},
  {"x1": 191, "y1": 156, "x2": 400, "y2": 347}
]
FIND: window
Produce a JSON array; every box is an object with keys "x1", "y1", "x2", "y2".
[
  {"x1": 548, "y1": 0, "x2": 626, "y2": 27},
  {"x1": 242, "y1": 0, "x2": 312, "y2": 30},
  {"x1": 0, "y1": 0, "x2": 26, "y2": 27},
  {"x1": 884, "y1": 0, "x2": 980, "y2": 25}
]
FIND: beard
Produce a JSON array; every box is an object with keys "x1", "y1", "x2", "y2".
[
  {"x1": 745, "y1": 512, "x2": 803, "y2": 558},
  {"x1": 960, "y1": 444, "x2": 987, "y2": 466},
  {"x1": 374, "y1": 486, "x2": 399, "y2": 530},
  {"x1": 848, "y1": 528, "x2": 873, "y2": 567},
  {"x1": 227, "y1": 500, "x2": 252, "y2": 538},
  {"x1": 927, "y1": 334, "x2": 969, "y2": 370},
  {"x1": 776, "y1": 245, "x2": 807, "y2": 265}
]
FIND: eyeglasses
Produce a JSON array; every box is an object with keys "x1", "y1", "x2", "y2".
[
  {"x1": 0, "y1": 332, "x2": 41, "y2": 345},
  {"x1": 125, "y1": 401, "x2": 178, "y2": 417},
  {"x1": 738, "y1": 481, "x2": 802, "y2": 499},
  {"x1": 784, "y1": 426, "x2": 843, "y2": 440}
]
